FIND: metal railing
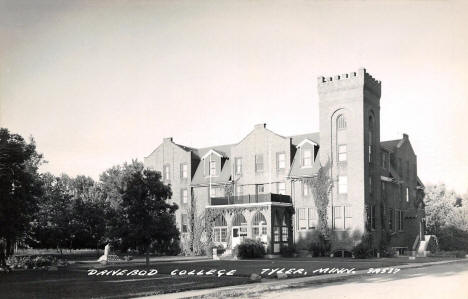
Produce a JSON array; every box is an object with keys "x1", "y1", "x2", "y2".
[{"x1": 210, "y1": 193, "x2": 291, "y2": 205}]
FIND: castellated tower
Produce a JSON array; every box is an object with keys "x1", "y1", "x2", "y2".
[{"x1": 317, "y1": 68, "x2": 382, "y2": 249}]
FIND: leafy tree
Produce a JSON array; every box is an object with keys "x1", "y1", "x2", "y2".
[
  {"x1": 0, "y1": 128, "x2": 43, "y2": 266},
  {"x1": 100, "y1": 160, "x2": 143, "y2": 208},
  {"x1": 107, "y1": 167, "x2": 179, "y2": 263},
  {"x1": 29, "y1": 173, "x2": 74, "y2": 252},
  {"x1": 424, "y1": 184, "x2": 458, "y2": 236}
]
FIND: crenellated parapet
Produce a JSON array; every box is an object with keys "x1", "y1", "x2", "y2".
[{"x1": 317, "y1": 68, "x2": 381, "y2": 97}]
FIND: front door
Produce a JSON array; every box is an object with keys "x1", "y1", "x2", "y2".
[
  {"x1": 232, "y1": 227, "x2": 241, "y2": 248},
  {"x1": 232, "y1": 226, "x2": 247, "y2": 248}
]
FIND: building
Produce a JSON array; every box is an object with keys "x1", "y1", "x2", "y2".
[{"x1": 144, "y1": 68, "x2": 425, "y2": 255}]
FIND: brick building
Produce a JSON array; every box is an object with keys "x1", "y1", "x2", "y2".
[{"x1": 144, "y1": 68, "x2": 425, "y2": 255}]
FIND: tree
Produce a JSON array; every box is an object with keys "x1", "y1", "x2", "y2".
[
  {"x1": 303, "y1": 160, "x2": 333, "y2": 238},
  {"x1": 424, "y1": 184, "x2": 458, "y2": 236},
  {"x1": 0, "y1": 128, "x2": 43, "y2": 266},
  {"x1": 100, "y1": 160, "x2": 144, "y2": 208},
  {"x1": 29, "y1": 173, "x2": 74, "y2": 252},
  {"x1": 107, "y1": 167, "x2": 179, "y2": 264}
]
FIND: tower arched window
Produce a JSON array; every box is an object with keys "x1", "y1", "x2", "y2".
[{"x1": 337, "y1": 114, "x2": 347, "y2": 130}]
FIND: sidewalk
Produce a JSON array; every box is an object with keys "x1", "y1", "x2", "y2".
[{"x1": 139, "y1": 258, "x2": 468, "y2": 299}]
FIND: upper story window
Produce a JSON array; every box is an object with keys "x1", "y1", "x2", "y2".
[
  {"x1": 209, "y1": 161, "x2": 217, "y2": 176},
  {"x1": 406, "y1": 187, "x2": 409, "y2": 202},
  {"x1": 277, "y1": 152, "x2": 286, "y2": 170},
  {"x1": 181, "y1": 188, "x2": 188, "y2": 204},
  {"x1": 277, "y1": 182, "x2": 286, "y2": 195},
  {"x1": 163, "y1": 164, "x2": 170, "y2": 181},
  {"x1": 381, "y1": 151, "x2": 389, "y2": 169},
  {"x1": 302, "y1": 149, "x2": 312, "y2": 167},
  {"x1": 255, "y1": 154, "x2": 264, "y2": 173},
  {"x1": 235, "y1": 157, "x2": 242, "y2": 175},
  {"x1": 337, "y1": 114, "x2": 347, "y2": 130},
  {"x1": 180, "y1": 163, "x2": 188, "y2": 179},
  {"x1": 338, "y1": 176, "x2": 348, "y2": 194},
  {"x1": 338, "y1": 144, "x2": 347, "y2": 162},
  {"x1": 256, "y1": 184, "x2": 265, "y2": 194}
]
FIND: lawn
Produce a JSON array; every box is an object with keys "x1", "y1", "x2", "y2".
[{"x1": 0, "y1": 256, "x2": 454, "y2": 299}]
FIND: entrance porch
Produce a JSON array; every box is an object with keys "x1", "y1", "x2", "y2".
[{"x1": 207, "y1": 193, "x2": 294, "y2": 254}]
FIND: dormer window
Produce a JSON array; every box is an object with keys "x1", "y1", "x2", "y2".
[{"x1": 302, "y1": 149, "x2": 312, "y2": 167}]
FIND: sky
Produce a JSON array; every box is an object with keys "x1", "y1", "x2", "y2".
[{"x1": 1, "y1": 0, "x2": 467, "y2": 194}]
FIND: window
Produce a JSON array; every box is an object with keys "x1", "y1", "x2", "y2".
[
  {"x1": 298, "y1": 208, "x2": 307, "y2": 230},
  {"x1": 181, "y1": 189, "x2": 188, "y2": 204},
  {"x1": 369, "y1": 176, "x2": 373, "y2": 194},
  {"x1": 209, "y1": 161, "x2": 217, "y2": 176},
  {"x1": 297, "y1": 208, "x2": 316, "y2": 230},
  {"x1": 337, "y1": 114, "x2": 347, "y2": 129},
  {"x1": 277, "y1": 182, "x2": 286, "y2": 195},
  {"x1": 338, "y1": 144, "x2": 347, "y2": 162},
  {"x1": 163, "y1": 164, "x2": 170, "y2": 181},
  {"x1": 277, "y1": 152, "x2": 286, "y2": 170},
  {"x1": 344, "y1": 206, "x2": 352, "y2": 229},
  {"x1": 235, "y1": 157, "x2": 242, "y2": 175},
  {"x1": 302, "y1": 182, "x2": 310, "y2": 197},
  {"x1": 274, "y1": 227, "x2": 280, "y2": 242},
  {"x1": 256, "y1": 184, "x2": 265, "y2": 194},
  {"x1": 308, "y1": 208, "x2": 317, "y2": 229},
  {"x1": 382, "y1": 152, "x2": 389, "y2": 169},
  {"x1": 181, "y1": 214, "x2": 188, "y2": 233},
  {"x1": 255, "y1": 154, "x2": 264, "y2": 173},
  {"x1": 338, "y1": 176, "x2": 348, "y2": 194},
  {"x1": 334, "y1": 206, "x2": 343, "y2": 230},
  {"x1": 398, "y1": 210, "x2": 404, "y2": 231},
  {"x1": 236, "y1": 185, "x2": 243, "y2": 196},
  {"x1": 389, "y1": 208, "x2": 394, "y2": 231},
  {"x1": 180, "y1": 163, "x2": 188, "y2": 179},
  {"x1": 406, "y1": 187, "x2": 409, "y2": 202},
  {"x1": 302, "y1": 149, "x2": 312, "y2": 167},
  {"x1": 281, "y1": 227, "x2": 288, "y2": 242},
  {"x1": 252, "y1": 212, "x2": 267, "y2": 239},
  {"x1": 213, "y1": 216, "x2": 227, "y2": 243}
]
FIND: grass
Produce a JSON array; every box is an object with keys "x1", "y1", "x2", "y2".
[{"x1": 0, "y1": 255, "x2": 459, "y2": 299}]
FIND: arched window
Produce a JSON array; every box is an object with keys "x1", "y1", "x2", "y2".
[
  {"x1": 213, "y1": 215, "x2": 227, "y2": 243},
  {"x1": 252, "y1": 212, "x2": 267, "y2": 239},
  {"x1": 232, "y1": 214, "x2": 247, "y2": 226},
  {"x1": 337, "y1": 114, "x2": 347, "y2": 130}
]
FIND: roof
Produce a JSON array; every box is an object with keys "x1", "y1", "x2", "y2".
[
  {"x1": 380, "y1": 139, "x2": 403, "y2": 152},
  {"x1": 289, "y1": 132, "x2": 320, "y2": 147}
]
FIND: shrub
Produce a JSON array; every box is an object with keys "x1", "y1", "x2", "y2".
[
  {"x1": 212, "y1": 244, "x2": 225, "y2": 255},
  {"x1": 236, "y1": 239, "x2": 266, "y2": 259},
  {"x1": 280, "y1": 245, "x2": 297, "y2": 257},
  {"x1": 6, "y1": 255, "x2": 66, "y2": 269},
  {"x1": 309, "y1": 234, "x2": 331, "y2": 257},
  {"x1": 352, "y1": 233, "x2": 373, "y2": 259},
  {"x1": 455, "y1": 250, "x2": 467, "y2": 258},
  {"x1": 438, "y1": 226, "x2": 468, "y2": 251}
]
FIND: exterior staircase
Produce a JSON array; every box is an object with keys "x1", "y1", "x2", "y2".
[{"x1": 412, "y1": 235, "x2": 438, "y2": 257}]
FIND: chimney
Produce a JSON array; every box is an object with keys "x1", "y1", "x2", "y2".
[
  {"x1": 403, "y1": 133, "x2": 409, "y2": 140},
  {"x1": 163, "y1": 137, "x2": 173, "y2": 143},
  {"x1": 255, "y1": 123, "x2": 266, "y2": 129}
]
